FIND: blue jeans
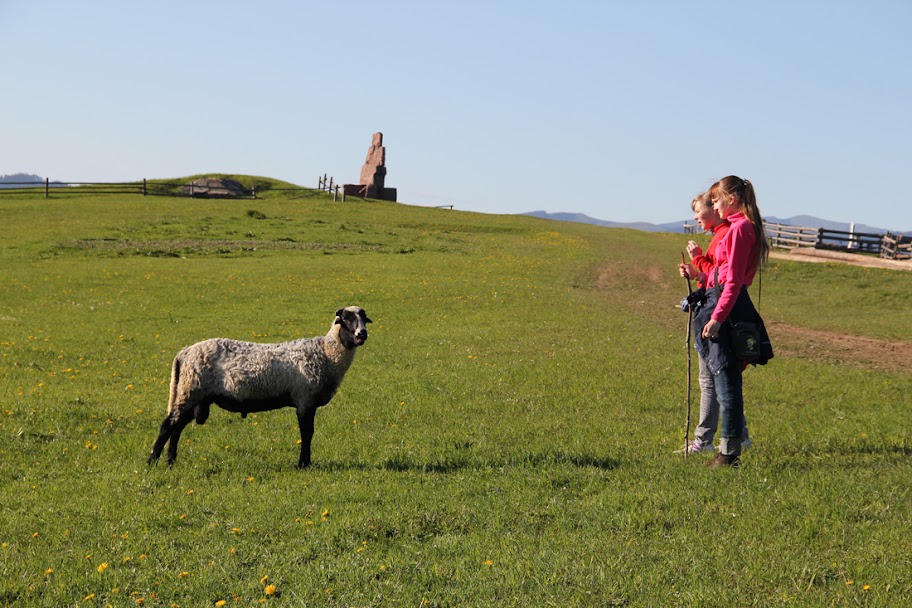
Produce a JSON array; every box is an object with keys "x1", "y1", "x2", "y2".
[
  {"x1": 712, "y1": 361, "x2": 744, "y2": 457},
  {"x1": 695, "y1": 356, "x2": 749, "y2": 447}
]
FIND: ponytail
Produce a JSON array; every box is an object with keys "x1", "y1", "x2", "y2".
[{"x1": 717, "y1": 176, "x2": 769, "y2": 269}]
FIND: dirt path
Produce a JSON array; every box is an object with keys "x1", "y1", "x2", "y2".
[
  {"x1": 768, "y1": 322, "x2": 911, "y2": 375},
  {"x1": 765, "y1": 249, "x2": 910, "y2": 373},
  {"x1": 770, "y1": 248, "x2": 912, "y2": 271}
]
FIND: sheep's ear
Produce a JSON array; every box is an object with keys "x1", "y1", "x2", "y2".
[
  {"x1": 360, "y1": 310, "x2": 373, "y2": 323},
  {"x1": 335, "y1": 308, "x2": 344, "y2": 318},
  {"x1": 334, "y1": 308, "x2": 344, "y2": 325}
]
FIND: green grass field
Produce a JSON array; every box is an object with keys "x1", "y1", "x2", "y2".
[{"x1": 2, "y1": 178, "x2": 910, "y2": 606}]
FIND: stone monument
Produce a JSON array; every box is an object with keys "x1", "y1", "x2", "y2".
[{"x1": 342, "y1": 132, "x2": 397, "y2": 201}]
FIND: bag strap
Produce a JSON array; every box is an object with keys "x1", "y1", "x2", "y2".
[{"x1": 758, "y1": 265, "x2": 762, "y2": 312}]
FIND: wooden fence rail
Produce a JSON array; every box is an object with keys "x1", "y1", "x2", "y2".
[
  {"x1": 317, "y1": 174, "x2": 342, "y2": 201},
  {"x1": 882, "y1": 232, "x2": 912, "y2": 260},
  {"x1": 687, "y1": 220, "x2": 910, "y2": 261},
  {"x1": 764, "y1": 221, "x2": 910, "y2": 260}
]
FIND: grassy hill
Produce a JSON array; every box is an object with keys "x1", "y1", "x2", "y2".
[{"x1": 1, "y1": 181, "x2": 910, "y2": 606}]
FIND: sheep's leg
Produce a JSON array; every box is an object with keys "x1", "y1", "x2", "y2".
[
  {"x1": 148, "y1": 416, "x2": 175, "y2": 464},
  {"x1": 296, "y1": 407, "x2": 317, "y2": 468},
  {"x1": 164, "y1": 408, "x2": 196, "y2": 465}
]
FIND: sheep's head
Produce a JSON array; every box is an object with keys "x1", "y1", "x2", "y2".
[{"x1": 334, "y1": 306, "x2": 372, "y2": 347}]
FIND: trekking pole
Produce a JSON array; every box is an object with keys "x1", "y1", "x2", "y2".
[{"x1": 681, "y1": 252, "x2": 693, "y2": 460}]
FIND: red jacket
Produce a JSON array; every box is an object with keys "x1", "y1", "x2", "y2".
[{"x1": 692, "y1": 221, "x2": 730, "y2": 289}]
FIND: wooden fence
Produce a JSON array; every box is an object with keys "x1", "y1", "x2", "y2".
[
  {"x1": 764, "y1": 221, "x2": 911, "y2": 260},
  {"x1": 882, "y1": 232, "x2": 912, "y2": 260},
  {"x1": 0, "y1": 178, "x2": 330, "y2": 200},
  {"x1": 685, "y1": 220, "x2": 910, "y2": 261},
  {"x1": 317, "y1": 174, "x2": 342, "y2": 201}
]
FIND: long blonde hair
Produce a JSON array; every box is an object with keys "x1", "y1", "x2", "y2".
[{"x1": 716, "y1": 175, "x2": 769, "y2": 269}]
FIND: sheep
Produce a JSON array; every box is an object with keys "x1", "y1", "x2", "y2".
[{"x1": 147, "y1": 306, "x2": 372, "y2": 468}]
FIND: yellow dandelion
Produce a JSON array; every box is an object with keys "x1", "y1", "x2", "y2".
[
  {"x1": 229, "y1": 547, "x2": 236, "y2": 555},
  {"x1": 264, "y1": 584, "x2": 276, "y2": 596},
  {"x1": 863, "y1": 585, "x2": 871, "y2": 591},
  {"x1": 32, "y1": 532, "x2": 39, "y2": 538},
  {"x1": 231, "y1": 528, "x2": 242, "y2": 534},
  {"x1": 245, "y1": 476, "x2": 255, "y2": 483},
  {"x1": 97, "y1": 562, "x2": 109, "y2": 573},
  {"x1": 186, "y1": 489, "x2": 194, "y2": 495},
  {"x1": 321, "y1": 508, "x2": 331, "y2": 518},
  {"x1": 215, "y1": 601, "x2": 227, "y2": 607},
  {"x1": 84, "y1": 593, "x2": 96, "y2": 601},
  {"x1": 178, "y1": 571, "x2": 189, "y2": 578},
  {"x1": 846, "y1": 580, "x2": 854, "y2": 586},
  {"x1": 43, "y1": 568, "x2": 53, "y2": 576},
  {"x1": 260, "y1": 575, "x2": 269, "y2": 584},
  {"x1": 484, "y1": 559, "x2": 493, "y2": 567}
]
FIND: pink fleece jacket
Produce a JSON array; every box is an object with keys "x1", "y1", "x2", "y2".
[{"x1": 707, "y1": 212, "x2": 758, "y2": 323}]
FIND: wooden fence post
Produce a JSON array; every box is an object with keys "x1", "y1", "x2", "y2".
[
  {"x1": 45, "y1": 177, "x2": 49, "y2": 199},
  {"x1": 143, "y1": 178, "x2": 147, "y2": 196}
]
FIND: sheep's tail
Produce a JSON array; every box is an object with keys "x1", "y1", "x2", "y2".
[{"x1": 167, "y1": 355, "x2": 181, "y2": 416}]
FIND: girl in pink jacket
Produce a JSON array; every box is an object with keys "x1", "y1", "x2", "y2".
[{"x1": 698, "y1": 176, "x2": 771, "y2": 467}]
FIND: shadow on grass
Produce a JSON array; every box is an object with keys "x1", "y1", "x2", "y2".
[
  {"x1": 752, "y1": 442, "x2": 912, "y2": 471},
  {"x1": 308, "y1": 450, "x2": 620, "y2": 474}
]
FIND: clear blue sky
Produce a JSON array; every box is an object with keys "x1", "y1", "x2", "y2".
[{"x1": 3, "y1": 0, "x2": 910, "y2": 230}]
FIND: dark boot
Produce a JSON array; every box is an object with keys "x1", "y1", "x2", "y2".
[{"x1": 706, "y1": 453, "x2": 740, "y2": 468}]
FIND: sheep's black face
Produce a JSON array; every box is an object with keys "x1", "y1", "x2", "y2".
[{"x1": 335, "y1": 307, "x2": 372, "y2": 347}]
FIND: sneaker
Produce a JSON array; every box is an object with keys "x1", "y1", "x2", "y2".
[
  {"x1": 706, "y1": 453, "x2": 740, "y2": 468},
  {"x1": 674, "y1": 440, "x2": 714, "y2": 455}
]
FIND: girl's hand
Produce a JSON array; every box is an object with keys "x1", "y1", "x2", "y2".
[
  {"x1": 702, "y1": 318, "x2": 722, "y2": 341},
  {"x1": 679, "y1": 263, "x2": 698, "y2": 280},
  {"x1": 686, "y1": 240, "x2": 703, "y2": 259}
]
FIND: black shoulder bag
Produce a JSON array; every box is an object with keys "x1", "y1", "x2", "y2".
[{"x1": 715, "y1": 268, "x2": 762, "y2": 362}]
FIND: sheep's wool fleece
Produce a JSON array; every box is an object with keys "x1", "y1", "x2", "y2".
[{"x1": 175, "y1": 334, "x2": 351, "y2": 403}]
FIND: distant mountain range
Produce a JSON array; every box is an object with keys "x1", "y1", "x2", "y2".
[
  {"x1": 0, "y1": 172, "x2": 58, "y2": 189},
  {"x1": 522, "y1": 211, "x2": 909, "y2": 236}
]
